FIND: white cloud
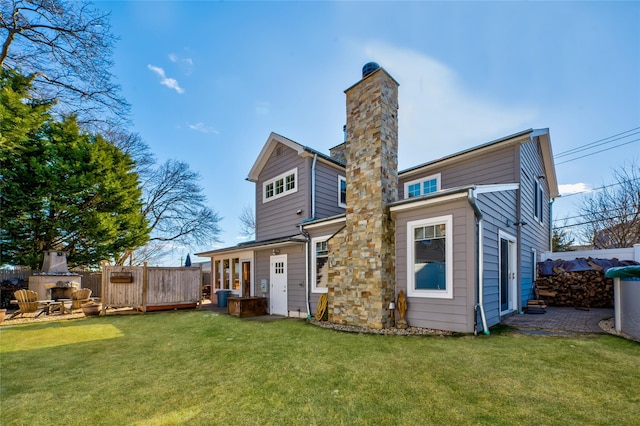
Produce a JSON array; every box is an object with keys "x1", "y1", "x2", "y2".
[
  {"x1": 361, "y1": 42, "x2": 538, "y2": 169},
  {"x1": 188, "y1": 122, "x2": 219, "y2": 135},
  {"x1": 147, "y1": 64, "x2": 185, "y2": 94},
  {"x1": 558, "y1": 182, "x2": 592, "y2": 196},
  {"x1": 168, "y1": 53, "x2": 194, "y2": 75}
]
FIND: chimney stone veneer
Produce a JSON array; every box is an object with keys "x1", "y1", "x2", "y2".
[{"x1": 327, "y1": 67, "x2": 399, "y2": 329}]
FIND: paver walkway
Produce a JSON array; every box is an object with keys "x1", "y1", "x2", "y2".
[{"x1": 502, "y1": 306, "x2": 614, "y2": 333}]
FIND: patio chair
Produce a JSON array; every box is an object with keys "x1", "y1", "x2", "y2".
[
  {"x1": 10, "y1": 289, "x2": 45, "y2": 319},
  {"x1": 71, "y1": 288, "x2": 92, "y2": 311}
]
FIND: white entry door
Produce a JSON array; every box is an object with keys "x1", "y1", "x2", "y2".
[{"x1": 270, "y1": 254, "x2": 288, "y2": 316}]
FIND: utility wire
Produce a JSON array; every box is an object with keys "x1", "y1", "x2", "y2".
[
  {"x1": 553, "y1": 213, "x2": 638, "y2": 230},
  {"x1": 554, "y1": 127, "x2": 640, "y2": 158},
  {"x1": 555, "y1": 138, "x2": 639, "y2": 165},
  {"x1": 557, "y1": 178, "x2": 640, "y2": 199}
]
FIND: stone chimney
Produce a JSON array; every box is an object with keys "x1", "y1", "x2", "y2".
[{"x1": 326, "y1": 63, "x2": 399, "y2": 329}]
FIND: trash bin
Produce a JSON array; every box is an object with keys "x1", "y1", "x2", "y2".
[
  {"x1": 605, "y1": 266, "x2": 640, "y2": 340},
  {"x1": 217, "y1": 290, "x2": 232, "y2": 308}
]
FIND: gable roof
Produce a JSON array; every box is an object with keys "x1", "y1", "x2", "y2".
[
  {"x1": 247, "y1": 129, "x2": 559, "y2": 198},
  {"x1": 247, "y1": 132, "x2": 344, "y2": 182},
  {"x1": 399, "y1": 128, "x2": 559, "y2": 198}
]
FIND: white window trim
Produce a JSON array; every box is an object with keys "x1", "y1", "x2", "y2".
[
  {"x1": 262, "y1": 167, "x2": 298, "y2": 203},
  {"x1": 311, "y1": 235, "x2": 331, "y2": 294},
  {"x1": 406, "y1": 215, "x2": 453, "y2": 299},
  {"x1": 404, "y1": 173, "x2": 441, "y2": 199},
  {"x1": 338, "y1": 175, "x2": 346, "y2": 208}
]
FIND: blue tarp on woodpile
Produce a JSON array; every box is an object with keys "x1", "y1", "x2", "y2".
[{"x1": 538, "y1": 257, "x2": 640, "y2": 277}]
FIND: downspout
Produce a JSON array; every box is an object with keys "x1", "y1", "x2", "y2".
[
  {"x1": 311, "y1": 154, "x2": 317, "y2": 218},
  {"x1": 299, "y1": 224, "x2": 312, "y2": 319},
  {"x1": 468, "y1": 188, "x2": 489, "y2": 335},
  {"x1": 300, "y1": 154, "x2": 318, "y2": 319}
]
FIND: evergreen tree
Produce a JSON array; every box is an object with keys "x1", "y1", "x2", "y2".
[{"x1": 0, "y1": 70, "x2": 149, "y2": 268}]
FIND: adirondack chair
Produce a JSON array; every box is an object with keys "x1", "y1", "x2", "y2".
[
  {"x1": 10, "y1": 289, "x2": 45, "y2": 319},
  {"x1": 71, "y1": 288, "x2": 92, "y2": 311}
]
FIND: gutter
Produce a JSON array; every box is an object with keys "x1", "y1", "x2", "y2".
[{"x1": 468, "y1": 188, "x2": 490, "y2": 335}]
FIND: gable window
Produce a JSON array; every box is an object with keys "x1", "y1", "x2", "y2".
[
  {"x1": 338, "y1": 176, "x2": 347, "y2": 208},
  {"x1": 263, "y1": 168, "x2": 298, "y2": 203},
  {"x1": 407, "y1": 215, "x2": 453, "y2": 299},
  {"x1": 534, "y1": 180, "x2": 544, "y2": 223},
  {"x1": 311, "y1": 236, "x2": 330, "y2": 293},
  {"x1": 404, "y1": 173, "x2": 441, "y2": 199}
]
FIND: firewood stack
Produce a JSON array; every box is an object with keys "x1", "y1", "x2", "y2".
[
  {"x1": 534, "y1": 257, "x2": 639, "y2": 309},
  {"x1": 534, "y1": 270, "x2": 613, "y2": 309}
]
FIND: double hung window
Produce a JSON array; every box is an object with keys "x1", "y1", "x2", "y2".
[{"x1": 407, "y1": 215, "x2": 453, "y2": 299}]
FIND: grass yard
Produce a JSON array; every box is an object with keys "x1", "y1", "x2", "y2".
[{"x1": 0, "y1": 311, "x2": 638, "y2": 425}]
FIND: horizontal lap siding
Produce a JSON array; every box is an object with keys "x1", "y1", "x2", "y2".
[
  {"x1": 255, "y1": 244, "x2": 306, "y2": 316},
  {"x1": 394, "y1": 199, "x2": 476, "y2": 333},
  {"x1": 477, "y1": 191, "x2": 518, "y2": 326},
  {"x1": 399, "y1": 143, "x2": 520, "y2": 198},
  {"x1": 519, "y1": 139, "x2": 551, "y2": 307},
  {"x1": 256, "y1": 144, "x2": 309, "y2": 241},
  {"x1": 315, "y1": 163, "x2": 346, "y2": 218}
]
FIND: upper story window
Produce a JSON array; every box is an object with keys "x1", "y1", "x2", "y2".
[
  {"x1": 404, "y1": 173, "x2": 441, "y2": 199},
  {"x1": 407, "y1": 215, "x2": 453, "y2": 299},
  {"x1": 338, "y1": 176, "x2": 346, "y2": 208},
  {"x1": 263, "y1": 168, "x2": 298, "y2": 203},
  {"x1": 534, "y1": 179, "x2": 544, "y2": 223},
  {"x1": 312, "y1": 235, "x2": 330, "y2": 293}
]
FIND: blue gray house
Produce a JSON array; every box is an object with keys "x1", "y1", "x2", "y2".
[{"x1": 196, "y1": 63, "x2": 559, "y2": 334}]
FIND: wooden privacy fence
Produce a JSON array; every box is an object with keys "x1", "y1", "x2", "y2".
[{"x1": 102, "y1": 263, "x2": 202, "y2": 313}]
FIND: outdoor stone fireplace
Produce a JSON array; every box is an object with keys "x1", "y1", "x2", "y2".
[{"x1": 28, "y1": 251, "x2": 81, "y2": 300}]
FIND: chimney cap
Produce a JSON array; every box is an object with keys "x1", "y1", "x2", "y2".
[{"x1": 362, "y1": 62, "x2": 380, "y2": 78}]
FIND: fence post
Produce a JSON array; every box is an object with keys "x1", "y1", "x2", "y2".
[
  {"x1": 633, "y1": 244, "x2": 640, "y2": 262},
  {"x1": 142, "y1": 261, "x2": 148, "y2": 313},
  {"x1": 100, "y1": 260, "x2": 107, "y2": 316}
]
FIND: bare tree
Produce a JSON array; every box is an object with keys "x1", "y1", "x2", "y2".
[
  {"x1": 116, "y1": 159, "x2": 221, "y2": 265},
  {"x1": 578, "y1": 162, "x2": 640, "y2": 248},
  {"x1": 239, "y1": 205, "x2": 256, "y2": 238},
  {"x1": 0, "y1": 0, "x2": 129, "y2": 130}
]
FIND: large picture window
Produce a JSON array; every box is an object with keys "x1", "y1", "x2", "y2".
[
  {"x1": 263, "y1": 168, "x2": 298, "y2": 203},
  {"x1": 311, "y1": 235, "x2": 330, "y2": 293},
  {"x1": 407, "y1": 215, "x2": 453, "y2": 299},
  {"x1": 404, "y1": 173, "x2": 441, "y2": 199}
]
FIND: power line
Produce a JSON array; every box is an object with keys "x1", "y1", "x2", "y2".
[
  {"x1": 555, "y1": 138, "x2": 640, "y2": 165},
  {"x1": 553, "y1": 213, "x2": 638, "y2": 230},
  {"x1": 554, "y1": 127, "x2": 640, "y2": 158},
  {"x1": 557, "y1": 178, "x2": 640, "y2": 199}
]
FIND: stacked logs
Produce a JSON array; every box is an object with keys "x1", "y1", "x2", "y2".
[
  {"x1": 535, "y1": 257, "x2": 640, "y2": 309},
  {"x1": 534, "y1": 270, "x2": 613, "y2": 309}
]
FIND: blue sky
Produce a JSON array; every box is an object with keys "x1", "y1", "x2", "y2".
[{"x1": 95, "y1": 1, "x2": 639, "y2": 265}]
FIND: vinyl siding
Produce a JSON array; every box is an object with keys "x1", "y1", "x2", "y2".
[
  {"x1": 476, "y1": 190, "x2": 519, "y2": 327},
  {"x1": 394, "y1": 198, "x2": 476, "y2": 333},
  {"x1": 518, "y1": 137, "x2": 552, "y2": 307},
  {"x1": 255, "y1": 144, "x2": 309, "y2": 241},
  {"x1": 254, "y1": 243, "x2": 306, "y2": 315},
  {"x1": 314, "y1": 162, "x2": 347, "y2": 218},
  {"x1": 398, "y1": 142, "x2": 521, "y2": 198}
]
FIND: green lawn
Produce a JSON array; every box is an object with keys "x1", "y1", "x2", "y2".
[{"x1": 1, "y1": 311, "x2": 638, "y2": 425}]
